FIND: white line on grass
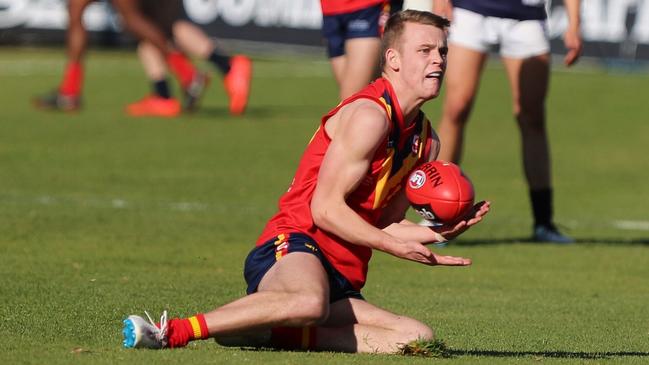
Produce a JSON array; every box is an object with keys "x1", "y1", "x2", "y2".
[{"x1": 612, "y1": 220, "x2": 649, "y2": 231}]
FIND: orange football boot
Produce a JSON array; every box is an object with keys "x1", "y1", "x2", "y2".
[
  {"x1": 223, "y1": 55, "x2": 252, "y2": 115},
  {"x1": 126, "y1": 96, "x2": 181, "y2": 117}
]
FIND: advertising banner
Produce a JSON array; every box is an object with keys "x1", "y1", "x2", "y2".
[{"x1": 1, "y1": 0, "x2": 648, "y2": 60}]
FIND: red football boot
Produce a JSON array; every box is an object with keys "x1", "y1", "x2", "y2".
[
  {"x1": 223, "y1": 55, "x2": 252, "y2": 115},
  {"x1": 126, "y1": 96, "x2": 181, "y2": 118}
]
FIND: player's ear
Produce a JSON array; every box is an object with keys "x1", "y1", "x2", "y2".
[{"x1": 385, "y1": 47, "x2": 400, "y2": 71}]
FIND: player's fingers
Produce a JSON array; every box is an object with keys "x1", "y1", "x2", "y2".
[
  {"x1": 564, "y1": 49, "x2": 579, "y2": 66},
  {"x1": 453, "y1": 220, "x2": 467, "y2": 230},
  {"x1": 466, "y1": 215, "x2": 483, "y2": 227},
  {"x1": 433, "y1": 254, "x2": 472, "y2": 266}
]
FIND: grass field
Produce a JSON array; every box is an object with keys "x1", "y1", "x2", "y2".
[{"x1": 1, "y1": 47, "x2": 648, "y2": 364}]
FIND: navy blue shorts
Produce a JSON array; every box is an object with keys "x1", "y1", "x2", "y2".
[
  {"x1": 322, "y1": 4, "x2": 383, "y2": 58},
  {"x1": 244, "y1": 233, "x2": 363, "y2": 303}
]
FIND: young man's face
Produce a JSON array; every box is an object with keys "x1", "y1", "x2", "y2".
[{"x1": 395, "y1": 22, "x2": 447, "y2": 100}]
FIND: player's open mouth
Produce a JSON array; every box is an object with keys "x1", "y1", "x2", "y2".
[{"x1": 425, "y1": 71, "x2": 443, "y2": 79}]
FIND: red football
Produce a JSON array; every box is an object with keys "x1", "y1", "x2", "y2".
[{"x1": 405, "y1": 161, "x2": 475, "y2": 224}]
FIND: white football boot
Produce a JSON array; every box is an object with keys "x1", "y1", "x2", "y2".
[{"x1": 122, "y1": 311, "x2": 168, "y2": 349}]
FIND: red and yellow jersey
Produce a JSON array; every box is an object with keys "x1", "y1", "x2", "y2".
[
  {"x1": 257, "y1": 78, "x2": 433, "y2": 290},
  {"x1": 320, "y1": 0, "x2": 385, "y2": 16}
]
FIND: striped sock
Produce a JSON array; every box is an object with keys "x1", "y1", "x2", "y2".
[
  {"x1": 270, "y1": 326, "x2": 317, "y2": 350},
  {"x1": 166, "y1": 51, "x2": 196, "y2": 89},
  {"x1": 167, "y1": 314, "x2": 209, "y2": 348},
  {"x1": 59, "y1": 61, "x2": 83, "y2": 96}
]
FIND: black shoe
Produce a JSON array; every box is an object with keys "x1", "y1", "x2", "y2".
[
  {"x1": 533, "y1": 224, "x2": 574, "y2": 244},
  {"x1": 33, "y1": 91, "x2": 81, "y2": 112},
  {"x1": 182, "y1": 72, "x2": 210, "y2": 111}
]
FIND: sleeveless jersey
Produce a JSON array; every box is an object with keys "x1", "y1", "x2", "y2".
[
  {"x1": 257, "y1": 78, "x2": 433, "y2": 290},
  {"x1": 452, "y1": 0, "x2": 547, "y2": 20},
  {"x1": 320, "y1": 0, "x2": 385, "y2": 16}
]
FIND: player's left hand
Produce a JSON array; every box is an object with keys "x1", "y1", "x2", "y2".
[
  {"x1": 563, "y1": 27, "x2": 582, "y2": 66},
  {"x1": 433, "y1": 200, "x2": 491, "y2": 241}
]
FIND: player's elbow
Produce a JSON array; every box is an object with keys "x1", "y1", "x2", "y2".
[
  {"x1": 310, "y1": 197, "x2": 338, "y2": 232},
  {"x1": 310, "y1": 200, "x2": 331, "y2": 230}
]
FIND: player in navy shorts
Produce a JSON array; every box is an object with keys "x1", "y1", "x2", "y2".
[
  {"x1": 244, "y1": 233, "x2": 363, "y2": 303},
  {"x1": 320, "y1": 0, "x2": 402, "y2": 100},
  {"x1": 433, "y1": 0, "x2": 582, "y2": 243}
]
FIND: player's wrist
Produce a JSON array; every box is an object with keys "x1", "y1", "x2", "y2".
[{"x1": 376, "y1": 234, "x2": 402, "y2": 256}]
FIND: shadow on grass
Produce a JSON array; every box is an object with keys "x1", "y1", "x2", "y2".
[
  {"x1": 453, "y1": 237, "x2": 649, "y2": 246},
  {"x1": 449, "y1": 349, "x2": 649, "y2": 359},
  {"x1": 238, "y1": 347, "x2": 649, "y2": 360}
]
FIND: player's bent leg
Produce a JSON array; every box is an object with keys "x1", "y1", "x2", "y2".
[
  {"x1": 203, "y1": 252, "x2": 330, "y2": 336},
  {"x1": 315, "y1": 298, "x2": 433, "y2": 353},
  {"x1": 123, "y1": 252, "x2": 331, "y2": 350},
  {"x1": 339, "y1": 37, "x2": 381, "y2": 99},
  {"x1": 436, "y1": 44, "x2": 487, "y2": 163}
]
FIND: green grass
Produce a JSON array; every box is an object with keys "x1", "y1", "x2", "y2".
[{"x1": 1, "y1": 47, "x2": 648, "y2": 364}]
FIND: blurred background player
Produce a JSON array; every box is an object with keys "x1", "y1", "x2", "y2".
[
  {"x1": 119, "y1": 0, "x2": 207, "y2": 117},
  {"x1": 320, "y1": 0, "x2": 402, "y2": 100},
  {"x1": 133, "y1": 19, "x2": 252, "y2": 116},
  {"x1": 33, "y1": 0, "x2": 250, "y2": 117},
  {"x1": 433, "y1": 0, "x2": 582, "y2": 243},
  {"x1": 34, "y1": 0, "x2": 197, "y2": 116}
]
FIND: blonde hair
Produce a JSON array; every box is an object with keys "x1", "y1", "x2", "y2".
[{"x1": 380, "y1": 10, "x2": 450, "y2": 70}]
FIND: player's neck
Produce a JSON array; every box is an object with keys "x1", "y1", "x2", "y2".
[{"x1": 384, "y1": 74, "x2": 424, "y2": 126}]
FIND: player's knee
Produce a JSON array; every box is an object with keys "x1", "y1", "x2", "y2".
[
  {"x1": 396, "y1": 319, "x2": 434, "y2": 344},
  {"x1": 412, "y1": 323, "x2": 435, "y2": 342},
  {"x1": 443, "y1": 97, "x2": 474, "y2": 125},
  {"x1": 291, "y1": 293, "x2": 329, "y2": 325},
  {"x1": 515, "y1": 108, "x2": 546, "y2": 133}
]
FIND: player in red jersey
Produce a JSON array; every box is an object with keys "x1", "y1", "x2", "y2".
[
  {"x1": 122, "y1": 10, "x2": 490, "y2": 353},
  {"x1": 321, "y1": 0, "x2": 402, "y2": 100}
]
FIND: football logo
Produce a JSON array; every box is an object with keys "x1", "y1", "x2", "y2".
[
  {"x1": 414, "y1": 205, "x2": 437, "y2": 221},
  {"x1": 408, "y1": 170, "x2": 426, "y2": 189}
]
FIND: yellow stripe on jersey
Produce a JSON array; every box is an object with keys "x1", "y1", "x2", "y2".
[
  {"x1": 372, "y1": 148, "x2": 395, "y2": 209},
  {"x1": 378, "y1": 97, "x2": 392, "y2": 119},
  {"x1": 372, "y1": 122, "x2": 430, "y2": 209},
  {"x1": 307, "y1": 126, "x2": 322, "y2": 144}
]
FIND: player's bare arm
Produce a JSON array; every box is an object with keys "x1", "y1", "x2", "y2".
[
  {"x1": 563, "y1": 0, "x2": 582, "y2": 66},
  {"x1": 311, "y1": 100, "x2": 469, "y2": 266},
  {"x1": 311, "y1": 99, "x2": 393, "y2": 248}
]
